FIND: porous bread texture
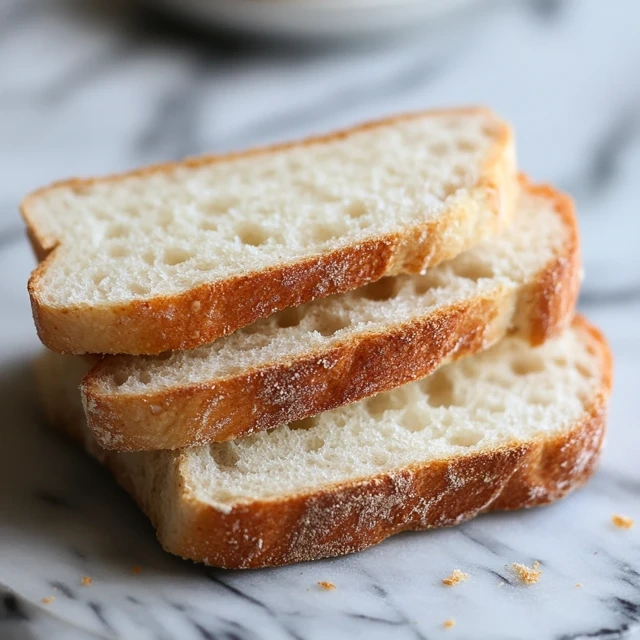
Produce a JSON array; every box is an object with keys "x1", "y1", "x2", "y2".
[
  {"x1": 81, "y1": 180, "x2": 580, "y2": 451},
  {"x1": 94, "y1": 183, "x2": 569, "y2": 392},
  {"x1": 24, "y1": 107, "x2": 516, "y2": 354},
  {"x1": 182, "y1": 322, "x2": 602, "y2": 502},
  {"x1": 37, "y1": 318, "x2": 612, "y2": 568}
]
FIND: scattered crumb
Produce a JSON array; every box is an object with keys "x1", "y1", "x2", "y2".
[
  {"x1": 443, "y1": 619, "x2": 455, "y2": 629},
  {"x1": 612, "y1": 514, "x2": 634, "y2": 530},
  {"x1": 497, "y1": 581, "x2": 505, "y2": 587},
  {"x1": 512, "y1": 561, "x2": 542, "y2": 584},
  {"x1": 81, "y1": 576, "x2": 92, "y2": 586},
  {"x1": 317, "y1": 581, "x2": 335, "y2": 591},
  {"x1": 575, "y1": 583, "x2": 583, "y2": 588},
  {"x1": 41, "y1": 596, "x2": 55, "y2": 605},
  {"x1": 442, "y1": 569, "x2": 469, "y2": 586},
  {"x1": 131, "y1": 565, "x2": 142, "y2": 575}
]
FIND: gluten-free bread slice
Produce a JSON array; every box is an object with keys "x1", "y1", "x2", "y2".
[
  {"x1": 81, "y1": 179, "x2": 579, "y2": 450},
  {"x1": 23, "y1": 107, "x2": 516, "y2": 355},
  {"x1": 37, "y1": 317, "x2": 612, "y2": 569}
]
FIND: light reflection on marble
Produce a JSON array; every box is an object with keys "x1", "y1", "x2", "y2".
[{"x1": 0, "y1": 0, "x2": 639, "y2": 638}]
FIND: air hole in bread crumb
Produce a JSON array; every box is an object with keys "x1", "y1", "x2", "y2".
[
  {"x1": 237, "y1": 223, "x2": 269, "y2": 247},
  {"x1": 142, "y1": 251, "x2": 155, "y2": 266},
  {"x1": 303, "y1": 434, "x2": 324, "y2": 453},
  {"x1": 138, "y1": 372, "x2": 152, "y2": 384},
  {"x1": 528, "y1": 391, "x2": 552, "y2": 406},
  {"x1": 206, "y1": 196, "x2": 240, "y2": 214},
  {"x1": 313, "y1": 224, "x2": 339, "y2": 243},
  {"x1": 413, "y1": 273, "x2": 441, "y2": 295},
  {"x1": 316, "y1": 314, "x2": 350, "y2": 337},
  {"x1": 210, "y1": 444, "x2": 239, "y2": 470},
  {"x1": 452, "y1": 260, "x2": 494, "y2": 281},
  {"x1": 105, "y1": 224, "x2": 128, "y2": 239},
  {"x1": 163, "y1": 247, "x2": 194, "y2": 266},
  {"x1": 113, "y1": 371, "x2": 129, "y2": 387},
  {"x1": 422, "y1": 371, "x2": 457, "y2": 408},
  {"x1": 429, "y1": 142, "x2": 449, "y2": 156},
  {"x1": 448, "y1": 430, "x2": 482, "y2": 447},
  {"x1": 195, "y1": 261, "x2": 215, "y2": 271},
  {"x1": 366, "y1": 391, "x2": 405, "y2": 416},
  {"x1": 199, "y1": 219, "x2": 218, "y2": 232},
  {"x1": 93, "y1": 273, "x2": 108, "y2": 286},
  {"x1": 553, "y1": 357, "x2": 568, "y2": 367},
  {"x1": 157, "y1": 209, "x2": 173, "y2": 228},
  {"x1": 482, "y1": 124, "x2": 498, "y2": 137},
  {"x1": 441, "y1": 182, "x2": 458, "y2": 199},
  {"x1": 346, "y1": 199, "x2": 367, "y2": 219},
  {"x1": 576, "y1": 362, "x2": 592, "y2": 378},
  {"x1": 108, "y1": 244, "x2": 128, "y2": 258},
  {"x1": 486, "y1": 399, "x2": 506, "y2": 413},
  {"x1": 289, "y1": 416, "x2": 318, "y2": 431},
  {"x1": 457, "y1": 139, "x2": 479, "y2": 153},
  {"x1": 129, "y1": 283, "x2": 150, "y2": 296},
  {"x1": 400, "y1": 409, "x2": 425, "y2": 432},
  {"x1": 511, "y1": 355, "x2": 545, "y2": 375},
  {"x1": 360, "y1": 278, "x2": 399, "y2": 301},
  {"x1": 452, "y1": 165, "x2": 467, "y2": 180},
  {"x1": 276, "y1": 307, "x2": 302, "y2": 329}
]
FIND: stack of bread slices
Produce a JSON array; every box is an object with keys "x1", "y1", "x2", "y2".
[{"x1": 23, "y1": 107, "x2": 612, "y2": 569}]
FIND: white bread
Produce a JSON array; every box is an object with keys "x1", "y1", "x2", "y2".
[
  {"x1": 36, "y1": 317, "x2": 612, "y2": 569},
  {"x1": 80, "y1": 179, "x2": 579, "y2": 450},
  {"x1": 23, "y1": 107, "x2": 516, "y2": 355}
]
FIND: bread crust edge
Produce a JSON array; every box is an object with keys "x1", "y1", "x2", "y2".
[
  {"x1": 38, "y1": 317, "x2": 612, "y2": 569},
  {"x1": 111, "y1": 318, "x2": 612, "y2": 569},
  {"x1": 23, "y1": 107, "x2": 516, "y2": 355}
]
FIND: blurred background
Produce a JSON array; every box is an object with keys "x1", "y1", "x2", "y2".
[{"x1": 1, "y1": 0, "x2": 639, "y2": 314}]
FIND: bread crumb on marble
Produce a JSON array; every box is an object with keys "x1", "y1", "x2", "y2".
[
  {"x1": 41, "y1": 596, "x2": 55, "y2": 605},
  {"x1": 575, "y1": 582, "x2": 583, "y2": 588},
  {"x1": 612, "y1": 514, "x2": 634, "y2": 529},
  {"x1": 443, "y1": 618, "x2": 455, "y2": 629},
  {"x1": 81, "y1": 576, "x2": 92, "y2": 586},
  {"x1": 317, "y1": 581, "x2": 335, "y2": 591},
  {"x1": 512, "y1": 561, "x2": 541, "y2": 584},
  {"x1": 442, "y1": 569, "x2": 469, "y2": 586}
]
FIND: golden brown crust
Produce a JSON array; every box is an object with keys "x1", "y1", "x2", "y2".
[
  {"x1": 154, "y1": 319, "x2": 610, "y2": 569},
  {"x1": 22, "y1": 107, "x2": 516, "y2": 355},
  {"x1": 515, "y1": 177, "x2": 582, "y2": 345},
  {"x1": 81, "y1": 179, "x2": 580, "y2": 451},
  {"x1": 40, "y1": 319, "x2": 613, "y2": 569}
]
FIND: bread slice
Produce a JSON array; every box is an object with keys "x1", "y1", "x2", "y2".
[
  {"x1": 79, "y1": 179, "x2": 579, "y2": 451},
  {"x1": 23, "y1": 107, "x2": 516, "y2": 355},
  {"x1": 37, "y1": 317, "x2": 612, "y2": 569}
]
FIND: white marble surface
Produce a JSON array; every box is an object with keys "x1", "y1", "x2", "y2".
[{"x1": 0, "y1": 0, "x2": 639, "y2": 638}]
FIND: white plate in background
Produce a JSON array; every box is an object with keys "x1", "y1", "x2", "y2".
[{"x1": 143, "y1": 0, "x2": 483, "y2": 39}]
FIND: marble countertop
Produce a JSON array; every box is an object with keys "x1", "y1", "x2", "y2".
[{"x1": 1, "y1": 0, "x2": 639, "y2": 638}]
